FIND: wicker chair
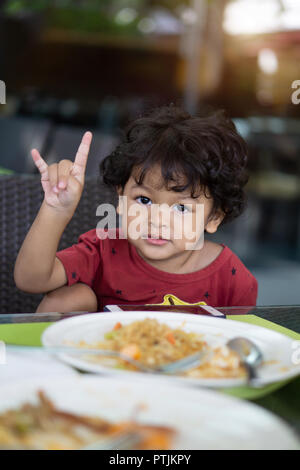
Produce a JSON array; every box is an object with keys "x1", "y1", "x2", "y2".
[{"x1": 0, "y1": 175, "x2": 118, "y2": 314}]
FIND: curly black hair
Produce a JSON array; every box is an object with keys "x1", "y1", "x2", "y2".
[{"x1": 100, "y1": 104, "x2": 249, "y2": 225}]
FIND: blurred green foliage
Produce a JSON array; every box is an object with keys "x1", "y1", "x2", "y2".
[
  {"x1": 4, "y1": 0, "x2": 49, "y2": 12},
  {"x1": 47, "y1": 7, "x2": 141, "y2": 35},
  {"x1": 4, "y1": 1, "x2": 141, "y2": 35},
  {"x1": 3, "y1": 0, "x2": 192, "y2": 35},
  {"x1": 4, "y1": 0, "x2": 190, "y2": 13}
]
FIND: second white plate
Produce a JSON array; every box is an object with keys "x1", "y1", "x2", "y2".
[{"x1": 0, "y1": 375, "x2": 299, "y2": 449}]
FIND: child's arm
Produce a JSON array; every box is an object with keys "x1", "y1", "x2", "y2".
[
  {"x1": 14, "y1": 132, "x2": 93, "y2": 294},
  {"x1": 36, "y1": 283, "x2": 98, "y2": 313}
]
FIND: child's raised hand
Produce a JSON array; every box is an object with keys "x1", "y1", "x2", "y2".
[{"x1": 31, "y1": 131, "x2": 92, "y2": 215}]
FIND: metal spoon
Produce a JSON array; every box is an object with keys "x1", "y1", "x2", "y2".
[{"x1": 226, "y1": 337, "x2": 263, "y2": 385}]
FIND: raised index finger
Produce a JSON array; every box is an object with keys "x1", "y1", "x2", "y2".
[{"x1": 73, "y1": 131, "x2": 93, "y2": 175}]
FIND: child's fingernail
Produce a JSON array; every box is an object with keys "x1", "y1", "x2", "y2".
[
  {"x1": 58, "y1": 181, "x2": 65, "y2": 189},
  {"x1": 53, "y1": 186, "x2": 59, "y2": 193}
]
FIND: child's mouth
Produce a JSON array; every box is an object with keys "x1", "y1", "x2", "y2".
[{"x1": 145, "y1": 237, "x2": 169, "y2": 246}]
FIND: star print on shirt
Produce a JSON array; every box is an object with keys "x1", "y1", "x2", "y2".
[
  {"x1": 204, "y1": 292, "x2": 210, "y2": 298},
  {"x1": 112, "y1": 248, "x2": 117, "y2": 255},
  {"x1": 232, "y1": 267, "x2": 237, "y2": 275},
  {"x1": 72, "y1": 272, "x2": 77, "y2": 279},
  {"x1": 116, "y1": 290, "x2": 122, "y2": 295}
]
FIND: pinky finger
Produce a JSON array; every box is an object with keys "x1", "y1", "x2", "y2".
[
  {"x1": 31, "y1": 149, "x2": 51, "y2": 194},
  {"x1": 31, "y1": 149, "x2": 49, "y2": 179}
]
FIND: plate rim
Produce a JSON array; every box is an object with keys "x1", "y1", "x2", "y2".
[{"x1": 42, "y1": 310, "x2": 294, "y2": 342}]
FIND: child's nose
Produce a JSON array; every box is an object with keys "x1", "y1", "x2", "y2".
[
  {"x1": 149, "y1": 204, "x2": 172, "y2": 234},
  {"x1": 150, "y1": 204, "x2": 169, "y2": 226}
]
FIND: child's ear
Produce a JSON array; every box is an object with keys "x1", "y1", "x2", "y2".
[
  {"x1": 116, "y1": 185, "x2": 123, "y2": 215},
  {"x1": 205, "y1": 210, "x2": 224, "y2": 234}
]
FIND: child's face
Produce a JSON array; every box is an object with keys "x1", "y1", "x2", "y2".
[{"x1": 117, "y1": 165, "x2": 223, "y2": 264}]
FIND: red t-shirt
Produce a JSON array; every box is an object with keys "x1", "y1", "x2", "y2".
[{"x1": 56, "y1": 228, "x2": 258, "y2": 310}]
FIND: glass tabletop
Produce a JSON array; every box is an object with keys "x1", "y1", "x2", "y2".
[{"x1": 1, "y1": 305, "x2": 300, "y2": 332}]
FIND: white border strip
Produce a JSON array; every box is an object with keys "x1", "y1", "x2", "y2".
[
  {"x1": 200, "y1": 305, "x2": 225, "y2": 317},
  {"x1": 104, "y1": 305, "x2": 123, "y2": 312}
]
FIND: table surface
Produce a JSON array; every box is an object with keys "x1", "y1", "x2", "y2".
[
  {"x1": 1, "y1": 304, "x2": 300, "y2": 331},
  {"x1": 1, "y1": 305, "x2": 300, "y2": 442}
]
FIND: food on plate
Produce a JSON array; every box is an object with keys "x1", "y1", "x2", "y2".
[
  {"x1": 75, "y1": 318, "x2": 246, "y2": 379},
  {"x1": 0, "y1": 390, "x2": 175, "y2": 450}
]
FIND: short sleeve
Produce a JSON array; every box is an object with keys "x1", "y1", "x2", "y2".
[
  {"x1": 56, "y1": 229, "x2": 101, "y2": 288},
  {"x1": 232, "y1": 276, "x2": 258, "y2": 306}
]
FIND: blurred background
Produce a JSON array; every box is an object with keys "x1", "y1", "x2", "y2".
[{"x1": 0, "y1": 0, "x2": 300, "y2": 306}]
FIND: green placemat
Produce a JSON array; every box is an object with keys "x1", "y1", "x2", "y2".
[
  {"x1": 227, "y1": 315, "x2": 300, "y2": 341},
  {"x1": 0, "y1": 322, "x2": 53, "y2": 346}
]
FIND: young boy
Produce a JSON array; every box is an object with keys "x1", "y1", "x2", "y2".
[{"x1": 14, "y1": 105, "x2": 258, "y2": 313}]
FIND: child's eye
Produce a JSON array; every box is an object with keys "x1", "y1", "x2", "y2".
[
  {"x1": 136, "y1": 196, "x2": 152, "y2": 205},
  {"x1": 173, "y1": 204, "x2": 190, "y2": 213}
]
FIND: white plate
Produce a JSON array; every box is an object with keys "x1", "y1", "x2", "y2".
[
  {"x1": 42, "y1": 311, "x2": 300, "y2": 388},
  {"x1": 0, "y1": 375, "x2": 299, "y2": 450}
]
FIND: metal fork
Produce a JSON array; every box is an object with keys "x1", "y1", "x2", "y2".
[
  {"x1": 81, "y1": 429, "x2": 141, "y2": 450},
  {"x1": 7, "y1": 345, "x2": 210, "y2": 375}
]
